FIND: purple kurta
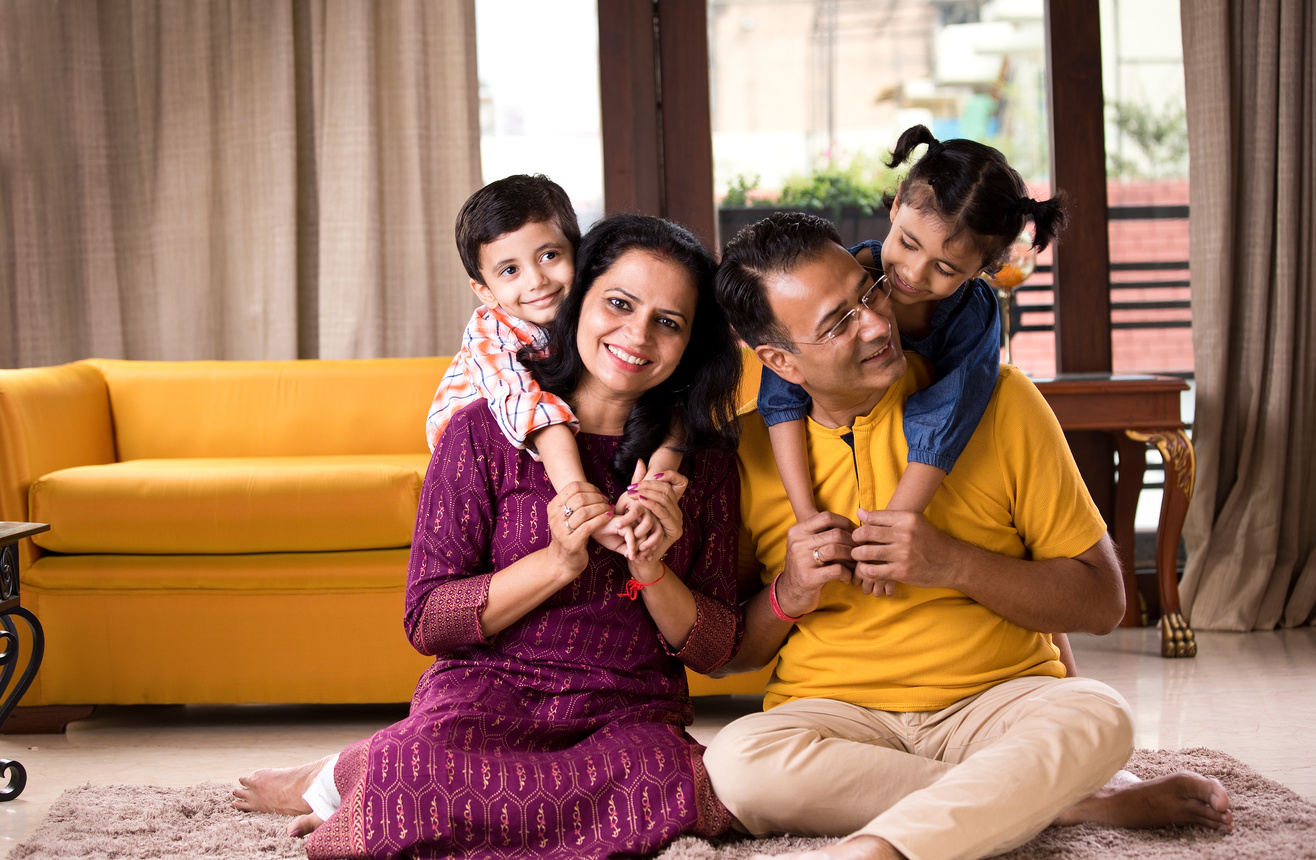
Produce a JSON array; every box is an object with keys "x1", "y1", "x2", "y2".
[{"x1": 307, "y1": 404, "x2": 742, "y2": 859}]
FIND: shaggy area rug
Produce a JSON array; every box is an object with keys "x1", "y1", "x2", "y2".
[{"x1": 9, "y1": 748, "x2": 1316, "y2": 859}]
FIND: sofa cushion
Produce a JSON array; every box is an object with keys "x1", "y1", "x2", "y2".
[
  {"x1": 30, "y1": 454, "x2": 431, "y2": 554},
  {"x1": 89, "y1": 357, "x2": 448, "y2": 460}
]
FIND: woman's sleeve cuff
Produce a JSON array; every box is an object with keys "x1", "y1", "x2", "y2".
[
  {"x1": 409, "y1": 572, "x2": 494, "y2": 655},
  {"x1": 663, "y1": 592, "x2": 741, "y2": 675}
]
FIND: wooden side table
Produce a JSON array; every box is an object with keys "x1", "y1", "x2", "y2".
[
  {"x1": 1031, "y1": 375, "x2": 1197, "y2": 658},
  {"x1": 0, "y1": 522, "x2": 49, "y2": 800}
]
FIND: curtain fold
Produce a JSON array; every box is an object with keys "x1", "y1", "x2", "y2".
[
  {"x1": 1179, "y1": 0, "x2": 1316, "y2": 630},
  {"x1": 0, "y1": 0, "x2": 480, "y2": 368}
]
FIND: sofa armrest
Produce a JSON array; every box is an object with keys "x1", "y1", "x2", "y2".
[{"x1": 0, "y1": 362, "x2": 116, "y2": 567}]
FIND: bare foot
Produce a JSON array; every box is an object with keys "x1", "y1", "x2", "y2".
[
  {"x1": 288, "y1": 813, "x2": 325, "y2": 838},
  {"x1": 753, "y1": 835, "x2": 904, "y2": 860},
  {"x1": 1055, "y1": 771, "x2": 1232, "y2": 833},
  {"x1": 232, "y1": 755, "x2": 332, "y2": 816}
]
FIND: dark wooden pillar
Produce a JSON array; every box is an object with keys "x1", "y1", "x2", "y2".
[
  {"x1": 598, "y1": 0, "x2": 716, "y2": 249},
  {"x1": 1045, "y1": 0, "x2": 1112, "y2": 374},
  {"x1": 598, "y1": 2, "x2": 663, "y2": 219},
  {"x1": 1044, "y1": 2, "x2": 1116, "y2": 526}
]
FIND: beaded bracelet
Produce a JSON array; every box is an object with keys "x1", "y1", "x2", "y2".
[
  {"x1": 769, "y1": 571, "x2": 804, "y2": 623},
  {"x1": 619, "y1": 564, "x2": 668, "y2": 600}
]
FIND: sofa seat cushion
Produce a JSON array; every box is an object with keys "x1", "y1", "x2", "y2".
[
  {"x1": 30, "y1": 454, "x2": 431, "y2": 554},
  {"x1": 23, "y1": 547, "x2": 413, "y2": 592}
]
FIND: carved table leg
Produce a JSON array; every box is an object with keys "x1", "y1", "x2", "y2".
[
  {"x1": 1113, "y1": 432, "x2": 1149, "y2": 627},
  {"x1": 0, "y1": 528, "x2": 48, "y2": 800},
  {"x1": 1126, "y1": 428, "x2": 1197, "y2": 658}
]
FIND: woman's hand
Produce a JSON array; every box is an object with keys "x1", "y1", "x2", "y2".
[
  {"x1": 596, "y1": 461, "x2": 688, "y2": 559},
  {"x1": 547, "y1": 482, "x2": 615, "y2": 578},
  {"x1": 624, "y1": 465, "x2": 686, "y2": 576}
]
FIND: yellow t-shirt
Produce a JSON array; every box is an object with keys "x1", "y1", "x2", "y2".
[{"x1": 737, "y1": 359, "x2": 1108, "y2": 712}]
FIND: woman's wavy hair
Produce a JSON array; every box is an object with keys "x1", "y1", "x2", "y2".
[
  {"x1": 884, "y1": 124, "x2": 1069, "y2": 273},
  {"x1": 520, "y1": 214, "x2": 742, "y2": 478}
]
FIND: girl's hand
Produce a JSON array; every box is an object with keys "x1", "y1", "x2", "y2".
[{"x1": 547, "y1": 482, "x2": 614, "y2": 576}]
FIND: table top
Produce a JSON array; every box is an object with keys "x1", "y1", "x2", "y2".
[
  {"x1": 0, "y1": 522, "x2": 50, "y2": 546},
  {"x1": 1030, "y1": 375, "x2": 1188, "y2": 431}
]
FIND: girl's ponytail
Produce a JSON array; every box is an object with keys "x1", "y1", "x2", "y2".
[
  {"x1": 885, "y1": 125, "x2": 939, "y2": 169},
  {"x1": 1022, "y1": 194, "x2": 1070, "y2": 253}
]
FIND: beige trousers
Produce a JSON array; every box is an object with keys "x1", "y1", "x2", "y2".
[{"x1": 703, "y1": 676, "x2": 1134, "y2": 860}]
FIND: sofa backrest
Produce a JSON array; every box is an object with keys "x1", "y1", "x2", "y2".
[{"x1": 90, "y1": 357, "x2": 451, "y2": 459}]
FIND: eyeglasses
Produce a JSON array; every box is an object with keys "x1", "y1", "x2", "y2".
[{"x1": 792, "y1": 267, "x2": 892, "y2": 347}]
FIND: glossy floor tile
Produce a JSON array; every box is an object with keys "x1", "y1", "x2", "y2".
[{"x1": 1, "y1": 627, "x2": 1314, "y2": 851}]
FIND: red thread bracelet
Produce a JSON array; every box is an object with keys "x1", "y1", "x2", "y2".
[
  {"x1": 769, "y1": 572, "x2": 804, "y2": 623},
  {"x1": 619, "y1": 565, "x2": 667, "y2": 600}
]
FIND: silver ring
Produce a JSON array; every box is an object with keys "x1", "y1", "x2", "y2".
[
  {"x1": 813, "y1": 547, "x2": 823, "y2": 567},
  {"x1": 563, "y1": 505, "x2": 574, "y2": 520}
]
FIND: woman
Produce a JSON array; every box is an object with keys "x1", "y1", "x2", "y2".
[{"x1": 234, "y1": 214, "x2": 745, "y2": 859}]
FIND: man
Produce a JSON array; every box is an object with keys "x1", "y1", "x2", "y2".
[{"x1": 706, "y1": 212, "x2": 1231, "y2": 860}]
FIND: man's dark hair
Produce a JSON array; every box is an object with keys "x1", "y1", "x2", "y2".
[
  {"x1": 454, "y1": 174, "x2": 582, "y2": 282},
  {"x1": 714, "y1": 211, "x2": 844, "y2": 350},
  {"x1": 522, "y1": 214, "x2": 741, "y2": 477}
]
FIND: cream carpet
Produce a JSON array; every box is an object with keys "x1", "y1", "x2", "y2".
[{"x1": 9, "y1": 748, "x2": 1315, "y2": 859}]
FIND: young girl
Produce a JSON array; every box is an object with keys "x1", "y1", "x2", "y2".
[{"x1": 759, "y1": 124, "x2": 1076, "y2": 670}]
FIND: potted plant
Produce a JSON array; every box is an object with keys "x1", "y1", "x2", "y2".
[{"x1": 717, "y1": 155, "x2": 900, "y2": 247}]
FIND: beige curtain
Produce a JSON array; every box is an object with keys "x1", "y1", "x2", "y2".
[
  {"x1": 1179, "y1": 0, "x2": 1316, "y2": 630},
  {"x1": 0, "y1": 0, "x2": 480, "y2": 368}
]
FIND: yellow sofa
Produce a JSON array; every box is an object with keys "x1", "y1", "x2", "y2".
[{"x1": 0, "y1": 357, "x2": 769, "y2": 716}]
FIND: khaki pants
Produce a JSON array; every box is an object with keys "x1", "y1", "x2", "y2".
[{"x1": 703, "y1": 676, "x2": 1134, "y2": 860}]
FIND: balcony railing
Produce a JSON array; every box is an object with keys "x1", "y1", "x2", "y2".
[{"x1": 1011, "y1": 203, "x2": 1193, "y2": 379}]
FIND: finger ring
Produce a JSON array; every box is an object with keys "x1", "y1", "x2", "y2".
[
  {"x1": 563, "y1": 505, "x2": 574, "y2": 520},
  {"x1": 813, "y1": 547, "x2": 823, "y2": 567}
]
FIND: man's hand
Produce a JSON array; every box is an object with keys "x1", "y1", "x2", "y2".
[
  {"x1": 850, "y1": 507, "x2": 967, "y2": 596},
  {"x1": 774, "y1": 511, "x2": 858, "y2": 618}
]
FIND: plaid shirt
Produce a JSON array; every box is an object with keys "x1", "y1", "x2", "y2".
[{"x1": 425, "y1": 306, "x2": 578, "y2": 456}]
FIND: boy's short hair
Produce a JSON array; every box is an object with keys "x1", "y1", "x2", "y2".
[
  {"x1": 715, "y1": 211, "x2": 843, "y2": 349},
  {"x1": 455, "y1": 174, "x2": 582, "y2": 283}
]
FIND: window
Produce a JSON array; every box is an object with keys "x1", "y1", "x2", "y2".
[{"x1": 475, "y1": 0, "x2": 604, "y2": 228}]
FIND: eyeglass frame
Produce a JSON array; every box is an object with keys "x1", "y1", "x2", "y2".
[{"x1": 767, "y1": 266, "x2": 893, "y2": 349}]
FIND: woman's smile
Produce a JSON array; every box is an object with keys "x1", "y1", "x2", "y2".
[{"x1": 605, "y1": 343, "x2": 653, "y2": 369}]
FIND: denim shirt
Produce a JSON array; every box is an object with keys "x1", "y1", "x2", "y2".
[{"x1": 756, "y1": 239, "x2": 1001, "y2": 474}]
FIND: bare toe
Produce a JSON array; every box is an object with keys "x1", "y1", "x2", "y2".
[
  {"x1": 1059, "y1": 771, "x2": 1232, "y2": 832},
  {"x1": 288, "y1": 813, "x2": 325, "y2": 838},
  {"x1": 232, "y1": 756, "x2": 333, "y2": 816}
]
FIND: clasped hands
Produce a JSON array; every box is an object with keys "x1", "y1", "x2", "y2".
[
  {"x1": 547, "y1": 461, "x2": 686, "y2": 575},
  {"x1": 771, "y1": 507, "x2": 962, "y2": 618}
]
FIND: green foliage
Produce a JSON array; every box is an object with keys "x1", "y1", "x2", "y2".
[
  {"x1": 721, "y1": 154, "x2": 901, "y2": 215},
  {"x1": 722, "y1": 173, "x2": 761, "y2": 208},
  {"x1": 1106, "y1": 100, "x2": 1189, "y2": 179}
]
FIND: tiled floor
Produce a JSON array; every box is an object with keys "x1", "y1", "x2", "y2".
[{"x1": 1, "y1": 627, "x2": 1314, "y2": 852}]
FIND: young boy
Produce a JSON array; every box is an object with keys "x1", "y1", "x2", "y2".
[{"x1": 425, "y1": 174, "x2": 678, "y2": 554}]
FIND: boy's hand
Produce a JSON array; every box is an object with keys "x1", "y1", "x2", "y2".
[{"x1": 594, "y1": 514, "x2": 638, "y2": 558}]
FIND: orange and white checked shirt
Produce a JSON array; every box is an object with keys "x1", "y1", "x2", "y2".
[{"x1": 425, "y1": 305, "x2": 578, "y2": 455}]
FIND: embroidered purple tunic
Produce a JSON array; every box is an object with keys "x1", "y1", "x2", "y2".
[{"x1": 306, "y1": 404, "x2": 742, "y2": 859}]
